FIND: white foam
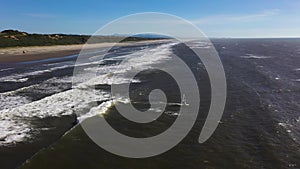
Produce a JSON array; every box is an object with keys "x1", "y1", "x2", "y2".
[
  {"x1": 0, "y1": 43, "x2": 173, "y2": 83},
  {"x1": 3, "y1": 77, "x2": 28, "y2": 82},
  {"x1": 0, "y1": 94, "x2": 30, "y2": 111},
  {"x1": 0, "y1": 42, "x2": 177, "y2": 145},
  {"x1": 0, "y1": 120, "x2": 31, "y2": 144},
  {"x1": 278, "y1": 122, "x2": 292, "y2": 127},
  {"x1": 0, "y1": 89, "x2": 110, "y2": 119},
  {"x1": 189, "y1": 41, "x2": 211, "y2": 49},
  {"x1": 0, "y1": 60, "x2": 98, "y2": 82},
  {"x1": 0, "y1": 88, "x2": 110, "y2": 145},
  {"x1": 165, "y1": 111, "x2": 180, "y2": 116},
  {"x1": 241, "y1": 54, "x2": 271, "y2": 59},
  {"x1": 77, "y1": 100, "x2": 114, "y2": 122},
  {"x1": 0, "y1": 75, "x2": 78, "y2": 111},
  {"x1": 0, "y1": 63, "x2": 77, "y2": 82},
  {"x1": 0, "y1": 68, "x2": 14, "y2": 72},
  {"x1": 74, "y1": 42, "x2": 176, "y2": 87},
  {"x1": 278, "y1": 122, "x2": 294, "y2": 134}
]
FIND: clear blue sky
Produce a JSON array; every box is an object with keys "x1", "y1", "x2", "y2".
[{"x1": 1, "y1": 0, "x2": 300, "y2": 37}]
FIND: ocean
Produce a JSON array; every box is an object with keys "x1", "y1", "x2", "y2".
[{"x1": 0, "y1": 39, "x2": 299, "y2": 169}]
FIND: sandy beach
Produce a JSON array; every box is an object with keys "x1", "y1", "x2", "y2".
[{"x1": 0, "y1": 40, "x2": 168, "y2": 63}]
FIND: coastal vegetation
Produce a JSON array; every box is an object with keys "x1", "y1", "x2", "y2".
[{"x1": 0, "y1": 30, "x2": 166, "y2": 48}]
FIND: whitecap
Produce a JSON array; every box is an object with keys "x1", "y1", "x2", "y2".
[
  {"x1": 3, "y1": 77, "x2": 29, "y2": 82},
  {"x1": 241, "y1": 54, "x2": 271, "y2": 59},
  {"x1": 0, "y1": 68, "x2": 14, "y2": 72},
  {"x1": 77, "y1": 100, "x2": 114, "y2": 122}
]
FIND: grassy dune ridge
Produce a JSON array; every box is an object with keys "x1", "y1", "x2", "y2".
[{"x1": 0, "y1": 30, "x2": 167, "y2": 48}]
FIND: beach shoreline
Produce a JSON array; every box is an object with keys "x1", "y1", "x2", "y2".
[{"x1": 0, "y1": 40, "x2": 169, "y2": 63}]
